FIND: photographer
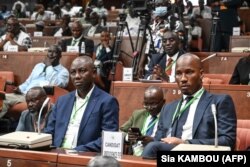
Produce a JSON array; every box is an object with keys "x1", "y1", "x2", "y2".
[{"x1": 211, "y1": 0, "x2": 241, "y2": 52}]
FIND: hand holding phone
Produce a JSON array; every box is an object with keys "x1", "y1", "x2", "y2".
[{"x1": 128, "y1": 127, "x2": 142, "y2": 143}]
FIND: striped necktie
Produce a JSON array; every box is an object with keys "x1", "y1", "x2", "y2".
[{"x1": 145, "y1": 116, "x2": 157, "y2": 136}]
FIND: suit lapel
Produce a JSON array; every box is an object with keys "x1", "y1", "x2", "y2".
[
  {"x1": 192, "y1": 91, "x2": 212, "y2": 136},
  {"x1": 77, "y1": 86, "x2": 99, "y2": 137},
  {"x1": 60, "y1": 92, "x2": 76, "y2": 140}
]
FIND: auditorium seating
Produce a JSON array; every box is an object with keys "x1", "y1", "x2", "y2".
[
  {"x1": 236, "y1": 119, "x2": 250, "y2": 151},
  {"x1": 203, "y1": 73, "x2": 232, "y2": 84},
  {"x1": 0, "y1": 71, "x2": 15, "y2": 93}
]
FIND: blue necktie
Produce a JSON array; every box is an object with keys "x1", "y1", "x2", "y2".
[
  {"x1": 172, "y1": 96, "x2": 193, "y2": 138},
  {"x1": 146, "y1": 116, "x2": 157, "y2": 136}
]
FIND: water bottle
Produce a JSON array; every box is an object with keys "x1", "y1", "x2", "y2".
[{"x1": 80, "y1": 42, "x2": 85, "y2": 54}]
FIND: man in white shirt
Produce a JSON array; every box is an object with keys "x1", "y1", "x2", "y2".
[{"x1": 0, "y1": 17, "x2": 31, "y2": 51}]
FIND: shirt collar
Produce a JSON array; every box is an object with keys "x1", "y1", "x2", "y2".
[
  {"x1": 75, "y1": 84, "x2": 95, "y2": 100},
  {"x1": 167, "y1": 52, "x2": 179, "y2": 61},
  {"x1": 182, "y1": 87, "x2": 204, "y2": 101}
]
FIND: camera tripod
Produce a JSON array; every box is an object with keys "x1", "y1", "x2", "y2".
[
  {"x1": 209, "y1": 14, "x2": 220, "y2": 52},
  {"x1": 132, "y1": 14, "x2": 156, "y2": 79},
  {"x1": 110, "y1": 14, "x2": 135, "y2": 81}
]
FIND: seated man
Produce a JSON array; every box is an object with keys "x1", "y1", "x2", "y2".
[
  {"x1": 0, "y1": 17, "x2": 31, "y2": 51},
  {"x1": 0, "y1": 44, "x2": 69, "y2": 119},
  {"x1": 44, "y1": 56, "x2": 119, "y2": 152},
  {"x1": 120, "y1": 86, "x2": 165, "y2": 156},
  {"x1": 54, "y1": 14, "x2": 72, "y2": 37},
  {"x1": 144, "y1": 31, "x2": 185, "y2": 82},
  {"x1": 229, "y1": 55, "x2": 250, "y2": 85},
  {"x1": 83, "y1": 11, "x2": 106, "y2": 37},
  {"x1": 16, "y1": 86, "x2": 52, "y2": 132},
  {"x1": 60, "y1": 20, "x2": 94, "y2": 57},
  {"x1": 142, "y1": 53, "x2": 237, "y2": 158},
  {"x1": 94, "y1": 30, "x2": 113, "y2": 92}
]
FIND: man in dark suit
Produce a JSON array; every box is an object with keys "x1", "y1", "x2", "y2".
[
  {"x1": 45, "y1": 56, "x2": 119, "y2": 152},
  {"x1": 142, "y1": 53, "x2": 236, "y2": 158},
  {"x1": 211, "y1": 0, "x2": 241, "y2": 51},
  {"x1": 60, "y1": 21, "x2": 94, "y2": 57},
  {"x1": 144, "y1": 31, "x2": 185, "y2": 82}
]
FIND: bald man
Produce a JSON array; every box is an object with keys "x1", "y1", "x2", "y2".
[
  {"x1": 120, "y1": 86, "x2": 165, "y2": 156},
  {"x1": 45, "y1": 56, "x2": 119, "y2": 152},
  {"x1": 142, "y1": 53, "x2": 236, "y2": 158}
]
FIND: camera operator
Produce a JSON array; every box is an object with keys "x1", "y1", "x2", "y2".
[{"x1": 211, "y1": 0, "x2": 241, "y2": 52}]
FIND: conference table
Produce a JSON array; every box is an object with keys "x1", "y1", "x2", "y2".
[{"x1": 0, "y1": 148, "x2": 156, "y2": 167}]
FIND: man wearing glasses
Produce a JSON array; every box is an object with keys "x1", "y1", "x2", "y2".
[
  {"x1": 0, "y1": 45, "x2": 69, "y2": 119},
  {"x1": 120, "y1": 86, "x2": 165, "y2": 156}
]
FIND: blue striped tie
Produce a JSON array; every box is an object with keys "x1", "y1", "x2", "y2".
[{"x1": 146, "y1": 116, "x2": 157, "y2": 136}]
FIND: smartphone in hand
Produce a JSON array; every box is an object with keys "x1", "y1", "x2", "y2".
[{"x1": 131, "y1": 127, "x2": 142, "y2": 136}]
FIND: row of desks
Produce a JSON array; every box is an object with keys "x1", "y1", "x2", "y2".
[
  {"x1": 0, "y1": 51, "x2": 248, "y2": 89},
  {"x1": 110, "y1": 82, "x2": 250, "y2": 126},
  {"x1": 0, "y1": 148, "x2": 156, "y2": 167}
]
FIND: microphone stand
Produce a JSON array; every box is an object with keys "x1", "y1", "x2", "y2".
[
  {"x1": 209, "y1": 13, "x2": 220, "y2": 52},
  {"x1": 37, "y1": 98, "x2": 50, "y2": 134}
]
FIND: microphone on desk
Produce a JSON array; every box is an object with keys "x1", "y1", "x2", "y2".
[
  {"x1": 37, "y1": 97, "x2": 50, "y2": 134},
  {"x1": 201, "y1": 53, "x2": 217, "y2": 62},
  {"x1": 211, "y1": 104, "x2": 218, "y2": 148},
  {"x1": 172, "y1": 103, "x2": 231, "y2": 151},
  {"x1": 0, "y1": 99, "x2": 52, "y2": 149}
]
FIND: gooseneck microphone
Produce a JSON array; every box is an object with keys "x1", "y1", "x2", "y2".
[
  {"x1": 211, "y1": 104, "x2": 218, "y2": 148},
  {"x1": 37, "y1": 97, "x2": 50, "y2": 134},
  {"x1": 201, "y1": 53, "x2": 217, "y2": 62}
]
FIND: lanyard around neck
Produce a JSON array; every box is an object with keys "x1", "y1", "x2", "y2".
[
  {"x1": 71, "y1": 96, "x2": 89, "y2": 122},
  {"x1": 171, "y1": 88, "x2": 204, "y2": 125},
  {"x1": 141, "y1": 114, "x2": 158, "y2": 135}
]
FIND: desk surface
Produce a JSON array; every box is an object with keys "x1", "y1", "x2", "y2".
[
  {"x1": 0, "y1": 148, "x2": 58, "y2": 167},
  {"x1": 0, "y1": 148, "x2": 156, "y2": 167}
]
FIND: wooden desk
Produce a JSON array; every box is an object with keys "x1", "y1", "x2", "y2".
[
  {"x1": 229, "y1": 36, "x2": 250, "y2": 51},
  {"x1": 0, "y1": 148, "x2": 58, "y2": 167},
  {"x1": 57, "y1": 150, "x2": 156, "y2": 167},
  {"x1": 208, "y1": 84, "x2": 250, "y2": 119},
  {"x1": 111, "y1": 82, "x2": 250, "y2": 126},
  {"x1": 194, "y1": 52, "x2": 249, "y2": 74},
  {"x1": 0, "y1": 148, "x2": 156, "y2": 167}
]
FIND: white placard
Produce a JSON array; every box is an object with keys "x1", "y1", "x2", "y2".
[
  {"x1": 50, "y1": 15, "x2": 56, "y2": 21},
  {"x1": 34, "y1": 31, "x2": 43, "y2": 37},
  {"x1": 67, "y1": 46, "x2": 79, "y2": 52},
  {"x1": 233, "y1": 27, "x2": 240, "y2": 36},
  {"x1": 7, "y1": 45, "x2": 18, "y2": 52},
  {"x1": 123, "y1": 67, "x2": 133, "y2": 82},
  {"x1": 101, "y1": 131, "x2": 123, "y2": 160}
]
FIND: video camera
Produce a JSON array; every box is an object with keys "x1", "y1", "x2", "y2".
[{"x1": 130, "y1": 0, "x2": 155, "y2": 17}]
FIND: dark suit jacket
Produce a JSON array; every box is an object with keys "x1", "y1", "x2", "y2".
[
  {"x1": 144, "y1": 50, "x2": 185, "y2": 79},
  {"x1": 216, "y1": 0, "x2": 241, "y2": 33},
  {"x1": 60, "y1": 36, "x2": 94, "y2": 56},
  {"x1": 229, "y1": 56, "x2": 250, "y2": 85},
  {"x1": 154, "y1": 90, "x2": 237, "y2": 150},
  {"x1": 44, "y1": 86, "x2": 119, "y2": 152}
]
